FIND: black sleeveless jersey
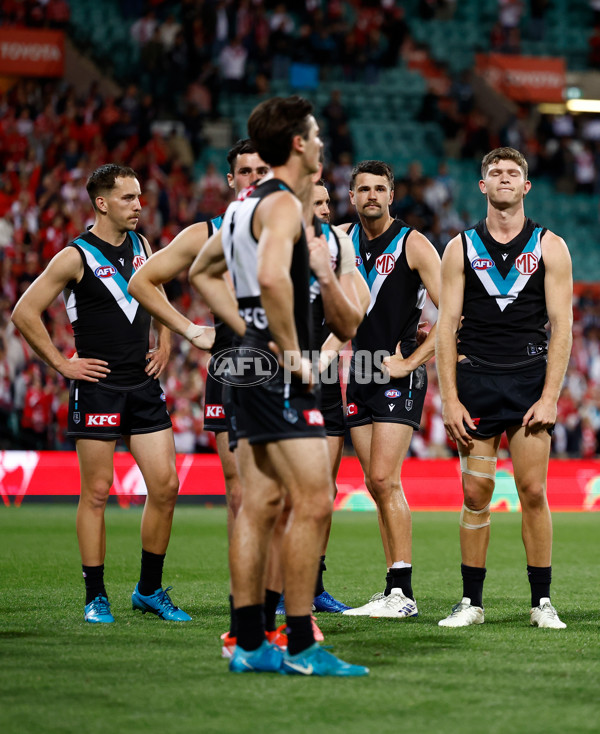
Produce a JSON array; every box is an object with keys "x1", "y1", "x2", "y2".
[
  {"x1": 222, "y1": 178, "x2": 312, "y2": 351},
  {"x1": 309, "y1": 216, "x2": 342, "y2": 352},
  {"x1": 347, "y1": 219, "x2": 425, "y2": 363},
  {"x1": 207, "y1": 215, "x2": 236, "y2": 354},
  {"x1": 458, "y1": 217, "x2": 548, "y2": 367},
  {"x1": 64, "y1": 230, "x2": 151, "y2": 386}
]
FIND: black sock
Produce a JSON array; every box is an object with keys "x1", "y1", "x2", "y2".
[
  {"x1": 235, "y1": 604, "x2": 265, "y2": 651},
  {"x1": 264, "y1": 589, "x2": 281, "y2": 633},
  {"x1": 314, "y1": 555, "x2": 326, "y2": 596},
  {"x1": 461, "y1": 564, "x2": 486, "y2": 608},
  {"x1": 82, "y1": 564, "x2": 107, "y2": 605},
  {"x1": 138, "y1": 549, "x2": 165, "y2": 596},
  {"x1": 286, "y1": 615, "x2": 314, "y2": 656},
  {"x1": 386, "y1": 567, "x2": 414, "y2": 600},
  {"x1": 229, "y1": 594, "x2": 237, "y2": 637},
  {"x1": 527, "y1": 565, "x2": 552, "y2": 607}
]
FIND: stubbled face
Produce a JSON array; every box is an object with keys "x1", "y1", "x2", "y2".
[
  {"x1": 313, "y1": 184, "x2": 330, "y2": 222},
  {"x1": 480, "y1": 159, "x2": 531, "y2": 210},
  {"x1": 228, "y1": 152, "x2": 270, "y2": 194},
  {"x1": 97, "y1": 176, "x2": 142, "y2": 231},
  {"x1": 350, "y1": 172, "x2": 393, "y2": 220},
  {"x1": 302, "y1": 115, "x2": 324, "y2": 174}
]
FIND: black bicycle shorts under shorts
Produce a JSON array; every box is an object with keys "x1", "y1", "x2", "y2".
[
  {"x1": 67, "y1": 377, "x2": 172, "y2": 439},
  {"x1": 456, "y1": 356, "x2": 549, "y2": 438}
]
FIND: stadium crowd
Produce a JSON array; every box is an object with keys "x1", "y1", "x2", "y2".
[{"x1": 1, "y1": 1, "x2": 600, "y2": 458}]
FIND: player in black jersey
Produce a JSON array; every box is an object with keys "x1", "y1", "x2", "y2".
[
  {"x1": 12, "y1": 164, "x2": 190, "y2": 624},
  {"x1": 191, "y1": 96, "x2": 368, "y2": 676},
  {"x1": 128, "y1": 140, "x2": 272, "y2": 653},
  {"x1": 436, "y1": 147, "x2": 572, "y2": 629},
  {"x1": 338, "y1": 160, "x2": 441, "y2": 620}
]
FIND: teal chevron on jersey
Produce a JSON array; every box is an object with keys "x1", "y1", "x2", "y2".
[{"x1": 465, "y1": 227, "x2": 543, "y2": 312}]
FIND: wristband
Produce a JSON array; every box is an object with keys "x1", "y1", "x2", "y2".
[{"x1": 184, "y1": 323, "x2": 205, "y2": 342}]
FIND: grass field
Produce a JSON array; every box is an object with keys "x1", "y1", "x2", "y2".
[{"x1": 1, "y1": 506, "x2": 598, "y2": 734}]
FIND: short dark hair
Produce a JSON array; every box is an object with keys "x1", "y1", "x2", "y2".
[
  {"x1": 350, "y1": 160, "x2": 394, "y2": 190},
  {"x1": 481, "y1": 147, "x2": 528, "y2": 180},
  {"x1": 226, "y1": 138, "x2": 257, "y2": 175},
  {"x1": 86, "y1": 164, "x2": 137, "y2": 210},
  {"x1": 247, "y1": 96, "x2": 314, "y2": 167}
]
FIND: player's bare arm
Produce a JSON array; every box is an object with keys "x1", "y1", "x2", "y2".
[
  {"x1": 189, "y1": 228, "x2": 247, "y2": 338},
  {"x1": 436, "y1": 236, "x2": 476, "y2": 446},
  {"x1": 129, "y1": 222, "x2": 215, "y2": 351},
  {"x1": 11, "y1": 248, "x2": 111, "y2": 382},
  {"x1": 383, "y1": 230, "x2": 441, "y2": 378},
  {"x1": 522, "y1": 231, "x2": 573, "y2": 431}
]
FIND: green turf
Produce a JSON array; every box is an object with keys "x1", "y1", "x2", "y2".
[{"x1": 0, "y1": 507, "x2": 598, "y2": 734}]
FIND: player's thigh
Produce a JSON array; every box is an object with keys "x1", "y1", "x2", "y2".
[
  {"x1": 265, "y1": 437, "x2": 333, "y2": 506},
  {"x1": 326, "y1": 434, "x2": 344, "y2": 480},
  {"x1": 368, "y1": 421, "x2": 413, "y2": 483},
  {"x1": 506, "y1": 425, "x2": 551, "y2": 493},
  {"x1": 236, "y1": 438, "x2": 283, "y2": 513},
  {"x1": 76, "y1": 438, "x2": 117, "y2": 498},
  {"x1": 216, "y1": 430, "x2": 239, "y2": 485},
  {"x1": 126, "y1": 427, "x2": 178, "y2": 495},
  {"x1": 350, "y1": 423, "x2": 373, "y2": 476}
]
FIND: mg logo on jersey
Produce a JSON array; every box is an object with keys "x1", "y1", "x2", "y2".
[
  {"x1": 355, "y1": 255, "x2": 363, "y2": 266},
  {"x1": 385, "y1": 389, "x2": 401, "y2": 398},
  {"x1": 303, "y1": 409, "x2": 325, "y2": 426},
  {"x1": 515, "y1": 252, "x2": 539, "y2": 275},
  {"x1": 132, "y1": 255, "x2": 146, "y2": 271},
  {"x1": 205, "y1": 404, "x2": 225, "y2": 419},
  {"x1": 375, "y1": 253, "x2": 395, "y2": 275},
  {"x1": 346, "y1": 403, "x2": 358, "y2": 416},
  {"x1": 94, "y1": 265, "x2": 116, "y2": 278},
  {"x1": 86, "y1": 413, "x2": 120, "y2": 426},
  {"x1": 471, "y1": 258, "x2": 494, "y2": 270}
]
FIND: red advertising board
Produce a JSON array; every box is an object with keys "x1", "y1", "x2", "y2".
[
  {"x1": 475, "y1": 53, "x2": 566, "y2": 103},
  {"x1": 1, "y1": 452, "x2": 599, "y2": 511},
  {"x1": 0, "y1": 28, "x2": 65, "y2": 78}
]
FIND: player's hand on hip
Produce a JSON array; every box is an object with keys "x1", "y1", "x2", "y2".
[
  {"x1": 382, "y1": 342, "x2": 412, "y2": 379},
  {"x1": 522, "y1": 398, "x2": 557, "y2": 433},
  {"x1": 63, "y1": 355, "x2": 110, "y2": 382},
  {"x1": 145, "y1": 348, "x2": 169, "y2": 379},
  {"x1": 416, "y1": 321, "x2": 429, "y2": 346},
  {"x1": 442, "y1": 398, "x2": 476, "y2": 447},
  {"x1": 308, "y1": 233, "x2": 332, "y2": 280}
]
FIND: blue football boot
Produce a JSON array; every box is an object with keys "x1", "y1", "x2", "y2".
[
  {"x1": 276, "y1": 594, "x2": 286, "y2": 615},
  {"x1": 84, "y1": 595, "x2": 115, "y2": 624},
  {"x1": 313, "y1": 590, "x2": 352, "y2": 613},
  {"x1": 229, "y1": 640, "x2": 284, "y2": 673},
  {"x1": 281, "y1": 643, "x2": 369, "y2": 677},
  {"x1": 131, "y1": 584, "x2": 192, "y2": 621}
]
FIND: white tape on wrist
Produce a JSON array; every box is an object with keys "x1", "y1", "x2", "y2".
[{"x1": 184, "y1": 323, "x2": 205, "y2": 342}]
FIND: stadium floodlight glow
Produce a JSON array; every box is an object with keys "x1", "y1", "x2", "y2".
[{"x1": 566, "y1": 99, "x2": 600, "y2": 113}]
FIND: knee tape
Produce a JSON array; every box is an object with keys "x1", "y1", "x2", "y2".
[
  {"x1": 459, "y1": 454, "x2": 497, "y2": 481},
  {"x1": 459, "y1": 503, "x2": 491, "y2": 530}
]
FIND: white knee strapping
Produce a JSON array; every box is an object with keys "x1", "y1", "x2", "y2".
[
  {"x1": 459, "y1": 503, "x2": 491, "y2": 530},
  {"x1": 459, "y1": 454, "x2": 497, "y2": 481}
]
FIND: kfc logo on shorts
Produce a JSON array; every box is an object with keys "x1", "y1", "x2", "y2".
[
  {"x1": 471, "y1": 258, "x2": 494, "y2": 270},
  {"x1": 132, "y1": 255, "x2": 146, "y2": 271},
  {"x1": 515, "y1": 252, "x2": 539, "y2": 275},
  {"x1": 375, "y1": 254, "x2": 395, "y2": 275},
  {"x1": 355, "y1": 255, "x2": 363, "y2": 267},
  {"x1": 86, "y1": 413, "x2": 120, "y2": 426},
  {"x1": 303, "y1": 409, "x2": 325, "y2": 426},
  {"x1": 94, "y1": 265, "x2": 116, "y2": 278},
  {"x1": 205, "y1": 404, "x2": 225, "y2": 419},
  {"x1": 346, "y1": 403, "x2": 358, "y2": 416}
]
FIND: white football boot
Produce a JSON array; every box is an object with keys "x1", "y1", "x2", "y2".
[
  {"x1": 342, "y1": 591, "x2": 386, "y2": 616},
  {"x1": 369, "y1": 588, "x2": 418, "y2": 619},
  {"x1": 530, "y1": 598, "x2": 566, "y2": 629},
  {"x1": 438, "y1": 597, "x2": 484, "y2": 627}
]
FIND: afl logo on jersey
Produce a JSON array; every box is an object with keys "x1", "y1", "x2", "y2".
[
  {"x1": 94, "y1": 265, "x2": 116, "y2": 278},
  {"x1": 132, "y1": 255, "x2": 146, "y2": 271},
  {"x1": 515, "y1": 252, "x2": 539, "y2": 275},
  {"x1": 355, "y1": 255, "x2": 363, "y2": 266},
  {"x1": 471, "y1": 258, "x2": 494, "y2": 270},
  {"x1": 385, "y1": 389, "x2": 401, "y2": 398},
  {"x1": 375, "y1": 253, "x2": 395, "y2": 275}
]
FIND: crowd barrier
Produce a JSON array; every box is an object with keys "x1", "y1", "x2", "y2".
[{"x1": 1, "y1": 451, "x2": 599, "y2": 511}]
